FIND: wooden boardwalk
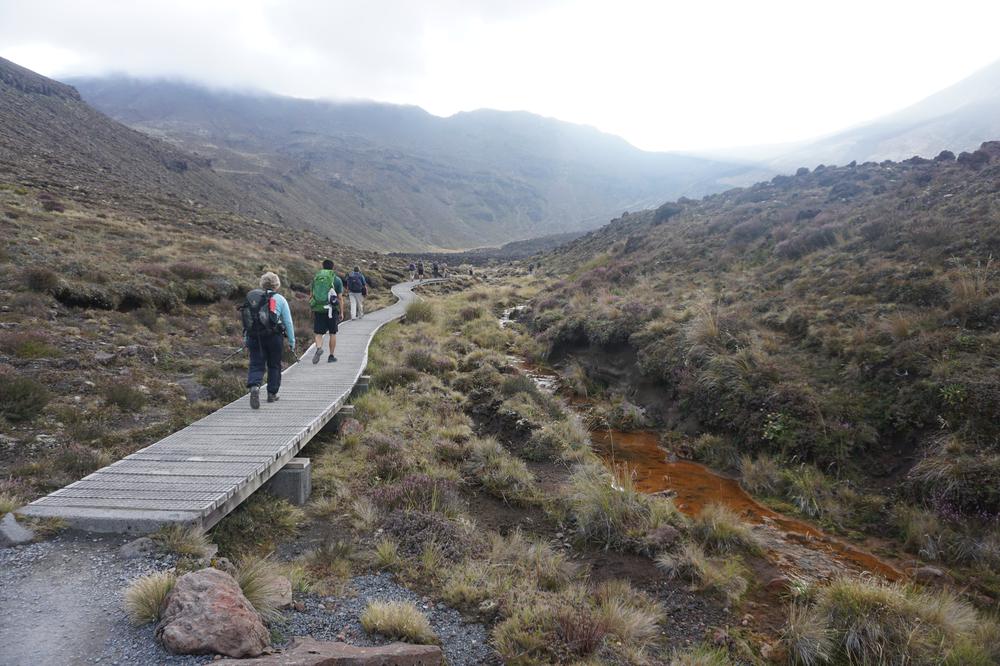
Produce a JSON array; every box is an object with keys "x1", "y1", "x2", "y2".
[{"x1": 19, "y1": 280, "x2": 437, "y2": 533}]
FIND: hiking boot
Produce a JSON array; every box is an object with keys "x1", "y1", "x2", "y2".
[
  {"x1": 312, "y1": 348, "x2": 323, "y2": 364},
  {"x1": 249, "y1": 385, "x2": 260, "y2": 409},
  {"x1": 328, "y1": 354, "x2": 337, "y2": 363},
  {"x1": 267, "y1": 392, "x2": 279, "y2": 403}
]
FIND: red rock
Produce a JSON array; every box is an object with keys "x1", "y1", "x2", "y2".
[
  {"x1": 214, "y1": 637, "x2": 443, "y2": 665},
  {"x1": 339, "y1": 418, "x2": 364, "y2": 436},
  {"x1": 156, "y1": 568, "x2": 270, "y2": 658},
  {"x1": 764, "y1": 576, "x2": 792, "y2": 594},
  {"x1": 913, "y1": 565, "x2": 946, "y2": 583}
]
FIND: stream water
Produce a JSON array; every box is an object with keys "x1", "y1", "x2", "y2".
[{"x1": 499, "y1": 306, "x2": 902, "y2": 582}]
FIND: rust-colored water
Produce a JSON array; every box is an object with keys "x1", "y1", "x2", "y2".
[{"x1": 590, "y1": 429, "x2": 903, "y2": 580}]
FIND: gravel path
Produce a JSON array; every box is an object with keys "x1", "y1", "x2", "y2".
[
  {"x1": 1, "y1": 533, "x2": 494, "y2": 665},
  {"x1": 279, "y1": 573, "x2": 497, "y2": 666}
]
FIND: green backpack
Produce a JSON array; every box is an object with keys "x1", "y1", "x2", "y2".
[{"x1": 309, "y1": 270, "x2": 337, "y2": 312}]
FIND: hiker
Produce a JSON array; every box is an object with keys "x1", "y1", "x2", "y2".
[
  {"x1": 417, "y1": 261, "x2": 425, "y2": 280},
  {"x1": 309, "y1": 259, "x2": 344, "y2": 364},
  {"x1": 432, "y1": 262, "x2": 440, "y2": 278},
  {"x1": 241, "y1": 272, "x2": 294, "y2": 409},
  {"x1": 345, "y1": 265, "x2": 367, "y2": 320},
  {"x1": 409, "y1": 262, "x2": 416, "y2": 280}
]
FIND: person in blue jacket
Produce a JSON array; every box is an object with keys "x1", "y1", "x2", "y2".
[{"x1": 245, "y1": 271, "x2": 295, "y2": 409}]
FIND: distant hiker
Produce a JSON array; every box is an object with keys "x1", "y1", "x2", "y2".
[
  {"x1": 409, "y1": 262, "x2": 416, "y2": 280},
  {"x1": 432, "y1": 262, "x2": 440, "y2": 278},
  {"x1": 345, "y1": 265, "x2": 367, "y2": 320},
  {"x1": 417, "y1": 261, "x2": 425, "y2": 280},
  {"x1": 309, "y1": 259, "x2": 344, "y2": 364},
  {"x1": 241, "y1": 272, "x2": 294, "y2": 409},
  {"x1": 469, "y1": 268, "x2": 474, "y2": 276},
  {"x1": 528, "y1": 263, "x2": 534, "y2": 273}
]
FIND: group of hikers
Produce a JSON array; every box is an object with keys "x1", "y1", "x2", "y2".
[
  {"x1": 407, "y1": 260, "x2": 447, "y2": 280},
  {"x1": 240, "y1": 260, "x2": 368, "y2": 409}
]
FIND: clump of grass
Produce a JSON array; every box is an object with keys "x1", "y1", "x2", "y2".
[
  {"x1": 657, "y1": 542, "x2": 749, "y2": 604},
  {"x1": 234, "y1": 556, "x2": 288, "y2": 622},
  {"x1": 784, "y1": 577, "x2": 987, "y2": 665},
  {"x1": 0, "y1": 375, "x2": 50, "y2": 422},
  {"x1": 124, "y1": 571, "x2": 176, "y2": 625},
  {"x1": 169, "y1": 261, "x2": 213, "y2": 279},
  {"x1": 592, "y1": 579, "x2": 663, "y2": 648},
  {"x1": 0, "y1": 491, "x2": 23, "y2": 515},
  {"x1": 405, "y1": 300, "x2": 435, "y2": 323},
  {"x1": 373, "y1": 537, "x2": 401, "y2": 570},
  {"x1": 152, "y1": 524, "x2": 213, "y2": 557},
  {"x1": 465, "y1": 438, "x2": 537, "y2": 504},
  {"x1": 739, "y1": 454, "x2": 782, "y2": 495},
  {"x1": 351, "y1": 496, "x2": 380, "y2": 530},
  {"x1": 669, "y1": 645, "x2": 734, "y2": 665},
  {"x1": 210, "y1": 492, "x2": 303, "y2": 556},
  {"x1": 691, "y1": 503, "x2": 761, "y2": 554},
  {"x1": 360, "y1": 600, "x2": 438, "y2": 644},
  {"x1": 783, "y1": 464, "x2": 833, "y2": 517},
  {"x1": 0, "y1": 332, "x2": 60, "y2": 359},
  {"x1": 567, "y1": 462, "x2": 679, "y2": 551},
  {"x1": 305, "y1": 539, "x2": 354, "y2": 584}
]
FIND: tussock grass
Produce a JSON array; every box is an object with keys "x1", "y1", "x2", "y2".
[
  {"x1": 592, "y1": 579, "x2": 663, "y2": 648},
  {"x1": 234, "y1": 556, "x2": 288, "y2": 622},
  {"x1": 784, "y1": 576, "x2": 989, "y2": 665},
  {"x1": 404, "y1": 300, "x2": 435, "y2": 323},
  {"x1": 124, "y1": 571, "x2": 176, "y2": 625},
  {"x1": 360, "y1": 600, "x2": 438, "y2": 644},
  {"x1": 152, "y1": 524, "x2": 213, "y2": 558},
  {"x1": 691, "y1": 503, "x2": 761, "y2": 554},
  {"x1": 669, "y1": 645, "x2": 734, "y2": 665},
  {"x1": 0, "y1": 375, "x2": 51, "y2": 422},
  {"x1": 373, "y1": 537, "x2": 401, "y2": 570},
  {"x1": 656, "y1": 542, "x2": 749, "y2": 604},
  {"x1": 210, "y1": 492, "x2": 303, "y2": 556},
  {"x1": 567, "y1": 462, "x2": 679, "y2": 551},
  {"x1": 0, "y1": 491, "x2": 22, "y2": 515},
  {"x1": 350, "y1": 496, "x2": 380, "y2": 530},
  {"x1": 738, "y1": 454, "x2": 782, "y2": 495},
  {"x1": 465, "y1": 437, "x2": 537, "y2": 504}
]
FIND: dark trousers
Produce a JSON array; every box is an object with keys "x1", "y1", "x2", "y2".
[{"x1": 247, "y1": 334, "x2": 284, "y2": 395}]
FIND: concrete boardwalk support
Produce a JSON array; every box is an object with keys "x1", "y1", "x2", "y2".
[{"x1": 19, "y1": 280, "x2": 440, "y2": 533}]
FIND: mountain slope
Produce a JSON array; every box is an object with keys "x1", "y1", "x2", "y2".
[
  {"x1": 70, "y1": 76, "x2": 749, "y2": 250},
  {"x1": 773, "y1": 59, "x2": 1000, "y2": 167}
]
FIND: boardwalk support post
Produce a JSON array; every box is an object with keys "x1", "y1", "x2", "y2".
[
  {"x1": 263, "y1": 458, "x2": 311, "y2": 506},
  {"x1": 352, "y1": 375, "x2": 371, "y2": 398},
  {"x1": 329, "y1": 405, "x2": 356, "y2": 433}
]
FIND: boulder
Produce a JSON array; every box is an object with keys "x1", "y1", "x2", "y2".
[
  {"x1": 913, "y1": 565, "x2": 946, "y2": 583},
  {"x1": 0, "y1": 513, "x2": 34, "y2": 547},
  {"x1": 339, "y1": 418, "x2": 364, "y2": 436},
  {"x1": 118, "y1": 536, "x2": 156, "y2": 559},
  {"x1": 156, "y1": 568, "x2": 270, "y2": 658},
  {"x1": 274, "y1": 575, "x2": 293, "y2": 609},
  {"x1": 214, "y1": 637, "x2": 443, "y2": 665}
]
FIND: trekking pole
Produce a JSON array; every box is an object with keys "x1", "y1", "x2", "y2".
[{"x1": 220, "y1": 346, "x2": 246, "y2": 364}]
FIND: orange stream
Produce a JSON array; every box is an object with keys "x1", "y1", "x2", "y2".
[{"x1": 590, "y1": 429, "x2": 903, "y2": 580}]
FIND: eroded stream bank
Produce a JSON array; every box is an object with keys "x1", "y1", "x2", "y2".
[{"x1": 500, "y1": 307, "x2": 903, "y2": 583}]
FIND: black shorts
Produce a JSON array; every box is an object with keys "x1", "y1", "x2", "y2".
[{"x1": 313, "y1": 310, "x2": 339, "y2": 335}]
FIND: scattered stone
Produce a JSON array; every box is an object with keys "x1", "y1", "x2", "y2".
[
  {"x1": 275, "y1": 576, "x2": 293, "y2": 609},
  {"x1": 0, "y1": 512, "x2": 34, "y2": 547},
  {"x1": 761, "y1": 641, "x2": 788, "y2": 663},
  {"x1": 645, "y1": 524, "x2": 681, "y2": 550},
  {"x1": 94, "y1": 351, "x2": 116, "y2": 364},
  {"x1": 913, "y1": 566, "x2": 945, "y2": 583},
  {"x1": 118, "y1": 536, "x2": 156, "y2": 560},
  {"x1": 215, "y1": 637, "x2": 443, "y2": 665},
  {"x1": 338, "y1": 418, "x2": 364, "y2": 436},
  {"x1": 156, "y1": 568, "x2": 270, "y2": 658}
]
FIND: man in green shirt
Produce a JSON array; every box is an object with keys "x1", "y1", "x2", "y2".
[{"x1": 309, "y1": 259, "x2": 345, "y2": 363}]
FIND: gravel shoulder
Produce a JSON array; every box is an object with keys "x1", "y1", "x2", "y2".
[{"x1": 1, "y1": 532, "x2": 492, "y2": 666}]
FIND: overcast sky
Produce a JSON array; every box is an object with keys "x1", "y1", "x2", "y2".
[{"x1": 1, "y1": 0, "x2": 998, "y2": 152}]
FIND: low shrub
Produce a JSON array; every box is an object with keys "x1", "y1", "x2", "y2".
[
  {"x1": 0, "y1": 332, "x2": 59, "y2": 359},
  {"x1": 739, "y1": 454, "x2": 782, "y2": 495},
  {"x1": 124, "y1": 571, "x2": 176, "y2": 625},
  {"x1": 103, "y1": 384, "x2": 147, "y2": 412},
  {"x1": 169, "y1": 261, "x2": 213, "y2": 279},
  {"x1": 368, "y1": 474, "x2": 461, "y2": 515},
  {"x1": 0, "y1": 375, "x2": 50, "y2": 422},
  {"x1": 361, "y1": 600, "x2": 438, "y2": 644},
  {"x1": 405, "y1": 300, "x2": 435, "y2": 323},
  {"x1": 24, "y1": 267, "x2": 60, "y2": 293},
  {"x1": 372, "y1": 364, "x2": 418, "y2": 389},
  {"x1": 381, "y1": 509, "x2": 471, "y2": 562},
  {"x1": 210, "y1": 492, "x2": 303, "y2": 556}
]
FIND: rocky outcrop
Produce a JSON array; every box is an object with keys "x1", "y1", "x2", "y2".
[
  {"x1": 156, "y1": 568, "x2": 270, "y2": 658},
  {"x1": 0, "y1": 513, "x2": 34, "y2": 547},
  {"x1": 215, "y1": 637, "x2": 443, "y2": 665}
]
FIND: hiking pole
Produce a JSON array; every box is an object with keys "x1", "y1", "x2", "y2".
[{"x1": 220, "y1": 345, "x2": 246, "y2": 364}]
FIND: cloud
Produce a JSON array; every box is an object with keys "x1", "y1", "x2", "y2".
[{"x1": 1, "y1": 0, "x2": 998, "y2": 151}]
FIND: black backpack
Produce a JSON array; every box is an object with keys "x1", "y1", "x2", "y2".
[
  {"x1": 346, "y1": 271, "x2": 364, "y2": 293},
  {"x1": 240, "y1": 289, "x2": 284, "y2": 336}
]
